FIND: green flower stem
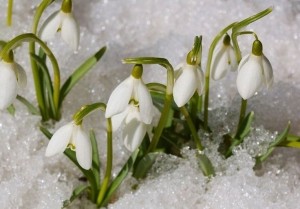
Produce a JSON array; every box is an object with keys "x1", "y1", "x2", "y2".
[
  {"x1": 71, "y1": 102, "x2": 114, "y2": 205},
  {"x1": 189, "y1": 93, "x2": 199, "y2": 124},
  {"x1": 6, "y1": 0, "x2": 13, "y2": 26},
  {"x1": 232, "y1": 7, "x2": 272, "y2": 63},
  {"x1": 123, "y1": 57, "x2": 174, "y2": 152},
  {"x1": 29, "y1": 0, "x2": 54, "y2": 120},
  {"x1": 0, "y1": 33, "x2": 61, "y2": 119},
  {"x1": 203, "y1": 22, "x2": 237, "y2": 130},
  {"x1": 236, "y1": 98, "x2": 247, "y2": 135},
  {"x1": 73, "y1": 102, "x2": 106, "y2": 125},
  {"x1": 180, "y1": 106, "x2": 203, "y2": 150},
  {"x1": 97, "y1": 118, "x2": 113, "y2": 206}
]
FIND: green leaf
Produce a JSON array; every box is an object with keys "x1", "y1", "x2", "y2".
[
  {"x1": 63, "y1": 185, "x2": 89, "y2": 208},
  {"x1": 255, "y1": 147, "x2": 275, "y2": 164},
  {"x1": 30, "y1": 53, "x2": 55, "y2": 116},
  {"x1": 235, "y1": 111, "x2": 254, "y2": 140},
  {"x1": 133, "y1": 152, "x2": 159, "y2": 179},
  {"x1": 270, "y1": 121, "x2": 290, "y2": 147},
  {"x1": 16, "y1": 95, "x2": 40, "y2": 115},
  {"x1": 90, "y1": 130, "x2": 101, "y2": 188},
  {"x1": 6, "y1": 104, "x2": 15, "y2": 116},
  {"x1": 256, "y1": 122, "x2": 290, "y2": 164},
  {"x1": 286, "y1": 134, "x2": 300, "y2": 142},
  {"x1": 101, "y1": 149, "x2": 139, "y2": 206},
  {"x1": 197, "y1": 152, "x2": 215, "y2": 177},
  {"x1": 60, "y1": 46, "x2": 106, "y2": 103}
]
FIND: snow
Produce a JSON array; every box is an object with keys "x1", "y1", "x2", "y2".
[{"x1": 0, "y1": 0, "x2": 300, "y2": 208}]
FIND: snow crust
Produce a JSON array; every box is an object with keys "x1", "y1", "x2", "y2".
[{"x1": 0, "y1": 0, "x2": 300, "y2": 208}]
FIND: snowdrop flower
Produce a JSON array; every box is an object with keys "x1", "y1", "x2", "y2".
[
  {"x1": 236, "y1": 40, "x2": 273, "y2": 100},
  {"x1": 39, "y1": 0, "x2": 79, "y2": 51},
  {"x1": 211, "y1": 34, "x2": 237, "y2": 80},
  {"x1": 173, "y1": 53, "x2": 205, "y2": 107},
  {"x1": 105, "y1": 64, "x2": 153, "y2": 124},
  {"x1": 0, "y1": 59, "x2": 27, "y2": 110},
  {"x1": 105, "y1": 64, "x2": 154, "y2": 151},
  {"x1": 45, "y1": 122, "x2": 92, "y2": 170},
  {"x1": 112, "y1": 104, "x2": 150, "y2": 151}
]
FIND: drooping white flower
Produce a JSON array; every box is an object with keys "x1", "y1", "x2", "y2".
[
  {"x1": 112, "y1": 104, "x2": 149, "y2": 151},
  {"x1": 236, "y1": 40, "x2": 273, "y2": 100},
  {"x1": 105, "y1": 65, "x2": 153, "y2": 125},
  {"x1": 211, "y1": 34, "x2": 237, "y2": 80},
  {"x1": 39, "y1": 0, "x2": 79, "y2": 51},
  {"x1": 106, "y1": 64, "x2": 154, "y2": 151},
  {"x1": 45, "y1": 122, "x2": 92, "y2": 170},
  {"x1": 0, "y1": 60, "x2": 27, "y2": 110},
  {"x1": 173, "y1": 63, "x2": 204, "y2": 107}
]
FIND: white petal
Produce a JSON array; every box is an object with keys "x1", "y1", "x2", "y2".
[
  {"x1": 61, "y1": 13, "x2": 80, "y2": 51},
  {"x1": 262, "y1": 54, "x2": 274, "y2": 88},
  {"x1": 105, "y1": 76, "x2": 134, "y2": 118},
  {"x1": 173, "y1": 65, "x2": 197, "y2": 107},
  {"x1": 237, "y1": 54, "x2": 250, "y2": 72},
  {"x1": 236, "y1": 56, "x2": 263, "y2": 100},
  {"x1": 45, "y1": 123, "x2": 73, "y2": 157},
  {"x1": 137, "y1": 80, "x2": 153, "y2": 124},
  {"x1": 196, "y1": 66, "x2": 205, "y2": 95},
  {"x1": 15, "y1": 63, "x2": 27, "y2": 89},
  {"x1": 228, "y1": 45, "x2": 237, "y2": 71},
  {"x1": 123, "y1": 117, "x2": 147, "y2": 152},
  {"x1": 0, "y1": 61, "x2": 18, "y2": 110},
  {"x1": 40, "y1": 11, "x2": 62, "y2": 41},
  {"x1": 211, "y1": 46, "x2": 228, "y2": 80},
  {"x1": 111, "y1": 107, "x2": 129, "y2": 132},
  {"x1": 74, "y1": 126, "x2": 92, "y2": 170}
]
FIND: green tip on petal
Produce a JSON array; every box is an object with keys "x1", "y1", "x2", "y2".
[
  {"x1": 131, "y1": 64, "x2": 143, "y2": 79},
  {"x1": 61, "y1": 0, "x2": 72, "y2": 13},
  {"x1": 223, "y1": 34, "x2": 231, "y2": 46},
  {"x1": 252, "y1": 40, "x2": 263, "y2": 56}
]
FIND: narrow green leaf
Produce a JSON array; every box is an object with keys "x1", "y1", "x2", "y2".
[
  {"x1": 6, "y1": 104, "x2": 15, "y2": 116},
  {"x1": 90, "y1": 130, "x2": 101, "y2": 187},
  {"x1": 270, "y1": 121, "x2": 290, "y2": 147},
  {"x1": 256, "y1": 147, "x2": 275, "y2": 164},
  {"x1": 280, "y1": 141, "x2": 300, "y2": 149},
  {"x1": 286, "y1": 134, "x2": 300, "y2": 142},
  {"x1": 60, "y1": 46, "x2": 106, "y2": 102},
  {"x1": 16, "y1": 95, "x2": 40, "y2": 115},
  {"x1": 30, "y1": 53, "x2": 55, "y2": 116},
  {"x1": 133, "y1": 153, "x2": 159, "y2": 179},
  {"x1": 101, "y1": 149, "x2": 139, "y2": 206},
  {"x1": 63, "y1": 185, "x2": 89, "y2": 208},
  {"x1": 197, "y1": 152, "x2": 215, "y2": 177},
  {"x1": 235, "y1": 111, "x2": 254, "y2": 140},
  {"x1": 255, "y1": 122, "x2": 290, "y2": 164}
]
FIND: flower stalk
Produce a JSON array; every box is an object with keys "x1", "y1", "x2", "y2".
[
  {"x1": 203, "y1": 22, "x2": 237, "y2": 130},
  {"x1": 122, "y1": 57, "x2": 174, "y2": 152},
  {"x1": 6, "y1": 0, "x2": 13, "y2": 26}
]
